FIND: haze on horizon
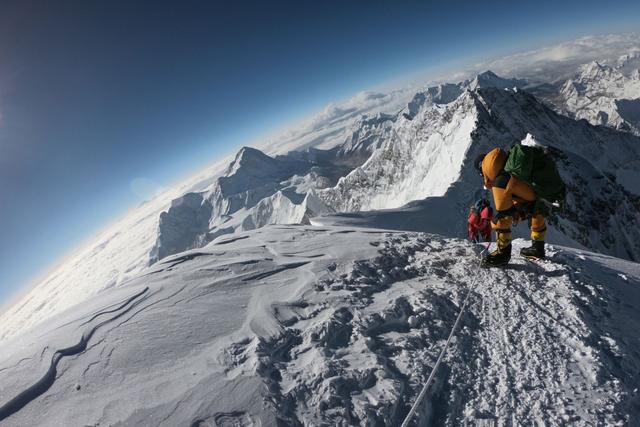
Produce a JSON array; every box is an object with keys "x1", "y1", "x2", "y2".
[{"x1": 0, "y1": 0, "x2": 639, "y2": 306}]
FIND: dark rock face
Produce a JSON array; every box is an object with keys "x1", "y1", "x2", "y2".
[
  {"x1": 616, "y1": 98, "x2": 640, "y2": 129},
  {"x1": 149, "y1": 193, "x2": 213, "y2": 264}
]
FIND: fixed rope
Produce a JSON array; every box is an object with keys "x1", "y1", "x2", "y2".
[{"x1": 400, "y1": 244, "x2": 489, "y2": 427}]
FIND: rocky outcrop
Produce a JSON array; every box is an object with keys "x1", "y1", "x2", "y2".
[{"x1": 149, "y1": 193, "x2": 212, "y2": 264}]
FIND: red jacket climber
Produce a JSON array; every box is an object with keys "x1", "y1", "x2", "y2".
[{"x1": 468, "y1": 202, "x2": 492, "y2": 243}]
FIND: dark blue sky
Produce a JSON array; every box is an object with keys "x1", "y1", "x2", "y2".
[{"x1": 0, "y1": 0, "x2": 638, "y2": 303}]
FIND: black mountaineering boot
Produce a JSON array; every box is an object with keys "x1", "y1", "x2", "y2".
[
  {"x1": 481, "y1": 244, "x2": 512, "y2": 268},
  {"x1": 520, "y1": 240, "x2": 545, "y2": 260}
]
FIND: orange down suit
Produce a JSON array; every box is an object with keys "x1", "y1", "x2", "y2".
[{"x1": 481, "y1": 148, "x2": 546, "y2": 248}]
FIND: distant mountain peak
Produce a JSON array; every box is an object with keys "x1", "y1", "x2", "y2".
[
  {"x1": 550, "y1": 57, "x2": 640, "y2": 133},
  {"x1": 225, "y1": 146, "x2": 279, "y2": 177},
  {"x1": 477, "y1": 70, "x2": 500, "y2": 79},
  {"x1": 577, "y1": 60, "x2": 610, "y2": 78},
  {"x1": 467, "y1": 70, "x2": 527, "y2": 91},
  {"x1": 233, "y1": 146, "x2": 273, "y2": 164},
  {"x1": 405, "y1": 71, "x2": 527, "y2": 118}
]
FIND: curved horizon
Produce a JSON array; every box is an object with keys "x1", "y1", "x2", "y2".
[{"x1": 1, "y1": 0, "x2": 639, "y2": 307}]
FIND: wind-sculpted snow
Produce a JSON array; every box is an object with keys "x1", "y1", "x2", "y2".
[
  {"x1": 0, "y1": 225, "x2": 639, "y2": 425},
  {"x1": 0, "y1": 150, "x2": 240, "y2": 344},
  {"x1": 0, "y1": 286, "x2": 149, "y2": 421}
]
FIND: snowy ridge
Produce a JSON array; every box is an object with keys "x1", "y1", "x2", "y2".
[
  {"x1": 317, "y1": 91, "x2": 478, "y2": 211},
  {"x1": 0, "y1": 91, "x2": 406, "y2": 343},
  {"x1": 465, "y1": 70, "x2": 527, "y2": 91},
  {"x1": 150, "y1": 144, "x2": 359, "y2": 264},
  {"x1": 0, "y1": 226, "x2": 638, "y2": 425}
]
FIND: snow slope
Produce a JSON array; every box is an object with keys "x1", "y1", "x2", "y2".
[
  {"x1": 1, "y1": 225, "x2": 638, "y2": 425},
  {"x1": 0, "y1": 156, "x2": 234, "y2": 344}
]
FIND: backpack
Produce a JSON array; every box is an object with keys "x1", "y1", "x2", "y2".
[
  {"x1": 504, "y1": 144, "x2": 566, "y2": 207},
  {"x1": 474, "y1": 198, "x2": 493, "y2": 218}
]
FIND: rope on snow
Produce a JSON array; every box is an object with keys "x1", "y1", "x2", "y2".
[{"x1": 400, "y1": 243, "x2": 489, "y2": 427}]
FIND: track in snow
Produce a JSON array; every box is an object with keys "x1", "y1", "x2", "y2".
[{"x1": 0, "y1": 226, "x2": 638, "y2": 426}]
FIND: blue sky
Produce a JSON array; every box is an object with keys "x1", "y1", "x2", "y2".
[{"x1": 0, "y1": 0, "x2": 639, "y2": 304}]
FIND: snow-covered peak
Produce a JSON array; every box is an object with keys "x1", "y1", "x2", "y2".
[
  {"x1": 577, "y1": 60, "x2": 611, "y2": 79},
  {"x1": 224, "y1": 146, "x2": 280, "y2": 177},
  {"x1": 218, "y1": 148, "x2": 312, "y2": 199},
  {"x1": 405, "y1": 71, "x2": 525, "y2": 118},
  {"x1": 617, "y1": 51, "x2": 640, "y2": 64},
  {"x1": 318, "y1": 89, "x2": 479, "y2": 213},
  {"x1": 616, "y1": 51, "x2": 640, "y2": 76},
  {"x1": 544, "y1": 56, "x2": 640, "y2": 134},
  {"x1": 406, "y1": 83, "x2": 464, "y2": 116},
  {"x1": 568, "y1": 59, "x2": 639, "y2": 97},
  {"x1": 466, "y1": 70, "x2": 527, "y2": 90}
]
